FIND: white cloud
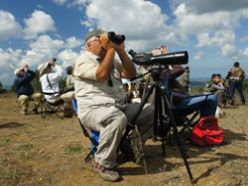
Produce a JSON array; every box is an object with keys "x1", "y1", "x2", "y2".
[
  {"x1": 171, "y1": 3, "x2": 248, "y2": 58},
  {"x1": 173, "y1": 4, "x2": 241, "y2": 35},
  {"x1": 0, "y1": 48, "x2": 23, "y2": 69},
  {"x1": 242, "y1": 48, "x2": 248, "y2": 57},
  {"x1": 85, "y1": 0, "x2": 168, "y2": 38},
  {"x1": 69, "y1": 0, "x2": 87, "y2": 8},
  {"x1": 0, "y1": 34, "x2": 83, "y2": 85},
  {"x1": 196, "y1": 31, "x2": 235, "y2": 48},
  {"x1": 79, "y1": 0, "x2": 180, "y2": 51},
  {"x1": 58, "y1": 49, "x2": 79, "y2": 67},
  {"x1": 53, "y1": 0, "x2": 87, "y2": 9},
  {"x1": 173, "y1": 0, "x2": 248, "y2": 14},
  {"x1": 53, "y1": 0, "x2": 68, "y2": 5},
  {"x1": 0, "y1": 48, "x2": 24, "y2": 85},
  {"x1": 220, "y1": 44, "x2": 239, "y2": 58},
  {"x1": 65, "y1": 36, "x2": 83, "y2": 49},
  {"x1": 0, "y1": 11, "x2": 22, "y2": 41},
  {"x1": 23, "y1": 10, "x2": 56, "y2": 40},
  {"x1": 80, "y1": 19, "x2": 94, "y2": 27},
  {"x1": 193, "y1": 51, "x2": 203, "y2": 60},
  {"x1": 21, "y1": 35, "x2": 64, "y2": 68}
]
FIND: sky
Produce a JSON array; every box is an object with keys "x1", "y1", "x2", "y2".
[{"x1": 0, "y1": 0, "x2": 248, "y2": 85}]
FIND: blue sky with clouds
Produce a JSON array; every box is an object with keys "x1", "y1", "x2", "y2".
[{"x1": 0, "y1": 0, "x2": 248, "y2": 85}]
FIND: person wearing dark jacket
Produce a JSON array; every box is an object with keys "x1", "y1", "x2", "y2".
[{"x1": 14, "y1": 64, "x2": 42, "y2": 115}]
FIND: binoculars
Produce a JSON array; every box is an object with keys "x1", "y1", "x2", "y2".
[{"x1": 108, "y1": 32, "x2": 125, "y2": 45}]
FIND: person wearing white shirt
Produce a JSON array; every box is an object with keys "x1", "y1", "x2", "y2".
[{"x1": 38, "y1": 58, "x2": 64, "y2": 102}]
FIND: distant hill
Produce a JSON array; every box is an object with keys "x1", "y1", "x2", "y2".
[
  {"x1": 189, "y1": 77, "x2": 208, "y2": 86},
  {"x1": 191, "y1": 80, "x2": 207, "y2": 86}
]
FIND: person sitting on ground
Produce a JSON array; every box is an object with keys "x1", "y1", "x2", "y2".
[
  {"x1": 204, "y1": 73, "x2": 225, "y2": 117},
  {"x1": 204, "y1": 73, "x2": 225, "y2": 106},
  {"x1": 73, "y1": 29, "x2": 154, "y2": 182},
  {"x1": 14, "y1": 64, "x2": 42, "y2": 115}
]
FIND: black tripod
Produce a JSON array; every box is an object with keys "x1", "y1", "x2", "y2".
[{"x1": 123, "y1": 66, "x2": 194, "y2": 182}]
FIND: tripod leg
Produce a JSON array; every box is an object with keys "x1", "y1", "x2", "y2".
[
  {"x1": 122, "y1": 84, "x2": 156, "y2": 139},
  {"x1": 154, "y1": 86, "x2": 167, "y2": 156},
  {"x1": 162, "y1": 92, "x2": 194, "y2": 182}
]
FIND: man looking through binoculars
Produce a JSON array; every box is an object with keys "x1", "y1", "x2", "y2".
[{"x1": 73, "y1": 29, "x2": 154, "y2": 182}]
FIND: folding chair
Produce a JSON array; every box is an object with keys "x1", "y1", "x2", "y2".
[
  {"x1": 172, "y1": 94, "x2": 215, "y2": 138},
  {"x1": 40, "y1": 93, "x2": 65, "y2": 119},
  {"x1": 176, "y1": 110, "x2": 200, "y2": 134},
  {"x1": 71, "y1": 99, "x2": 99, "y2": 162}
]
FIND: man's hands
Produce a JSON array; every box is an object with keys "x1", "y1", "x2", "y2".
[
  {"x1": 115, "y1": 42, "x2": 125, "y2": 54},
  {"x1": 97, "y1": 32, "x2": 136, "y2": 80},
  {"x1": 23, "y1": 64, "x2": 29, "y2": 72},
  {"x1": 100, "y1": 33, "x2": 125, "y2": 52},
  {"x1": 49, "y1": 59, "x2": 56, "y2": 67},
  {"x1": 100, "y1": 33, "x2": 114, "y2": 51}
]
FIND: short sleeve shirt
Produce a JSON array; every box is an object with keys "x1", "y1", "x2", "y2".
[{"x1": 73, "y1": 51, "x2": 127, "y2": 110}]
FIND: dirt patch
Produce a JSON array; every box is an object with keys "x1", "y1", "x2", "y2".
[{"x1": 0, "y1": 92, "x2": 248, "y2": 186}]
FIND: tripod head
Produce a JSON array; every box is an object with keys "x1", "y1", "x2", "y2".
[{"x1": 129, "y1": 49, "x2": 188, "y2": 66}]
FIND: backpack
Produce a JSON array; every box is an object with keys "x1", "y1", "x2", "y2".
[
  {"x1": 230, "y1": 67, "x2": 245, "y2": 82},
  {"x1": 191, "y1": 116, "x2": 223, "y2": 146}
]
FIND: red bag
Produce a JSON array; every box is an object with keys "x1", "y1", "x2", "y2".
[{"x1": 191, "y1": 116, "x2": 223, "y2": 146}]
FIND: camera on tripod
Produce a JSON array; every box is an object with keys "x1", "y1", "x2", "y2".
[
  {"x1": 129, "y1": 49, "x2": 188, "y2": 66},
  {"x1": 125, "y1": 49, "x2": 194, "y2": 181},
  {"x1": 108, "y1": 31, "x2": 125, "y2": 45}
]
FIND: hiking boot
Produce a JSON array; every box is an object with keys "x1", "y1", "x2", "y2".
[{"x1": 92, "y1": 159, "x2": 120, "y2": 182}]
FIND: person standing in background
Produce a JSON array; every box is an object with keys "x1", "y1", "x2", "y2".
[
  {"x1": 180, "y1": 66, "x2": 190, "y2": 93},
  {"x1": 226, "y1": 62, "x2": 246, "y2": 105}
]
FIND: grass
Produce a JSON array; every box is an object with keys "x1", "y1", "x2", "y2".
[
  {"x1": 18, "y1": 143, "x2": 33, "y2": 150},
  {"x1": 64, "y1": 145, "x2": 84, "y2": 155},
  {"x1": 0, "y1": 170, "x2": 23, "y2": 180},
  {"x1": 17, "y1": 143, "x2": 34, "y2": 160},
  {"x1": 0, "y1": 139, "x2": 11, "y2": 146}
]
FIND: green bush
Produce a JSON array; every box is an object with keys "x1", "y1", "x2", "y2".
[{"x1": 0, "y1": 81, "x2": 6, "y2": 93}]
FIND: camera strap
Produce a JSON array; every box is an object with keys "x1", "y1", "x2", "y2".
[{"x1": 46, "y1": 74, "x2": 59, "y2": 94}]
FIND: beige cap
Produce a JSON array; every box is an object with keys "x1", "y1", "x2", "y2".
[
  {"x1": 85, "y1": 28, "x2": 105, "y2": 42},
  {"x1": 14, "y1": 67, "x2": 24, "y2": 75},
  {"x1": 37, "y1": 63, "x2": 49, "y2": 76}
]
